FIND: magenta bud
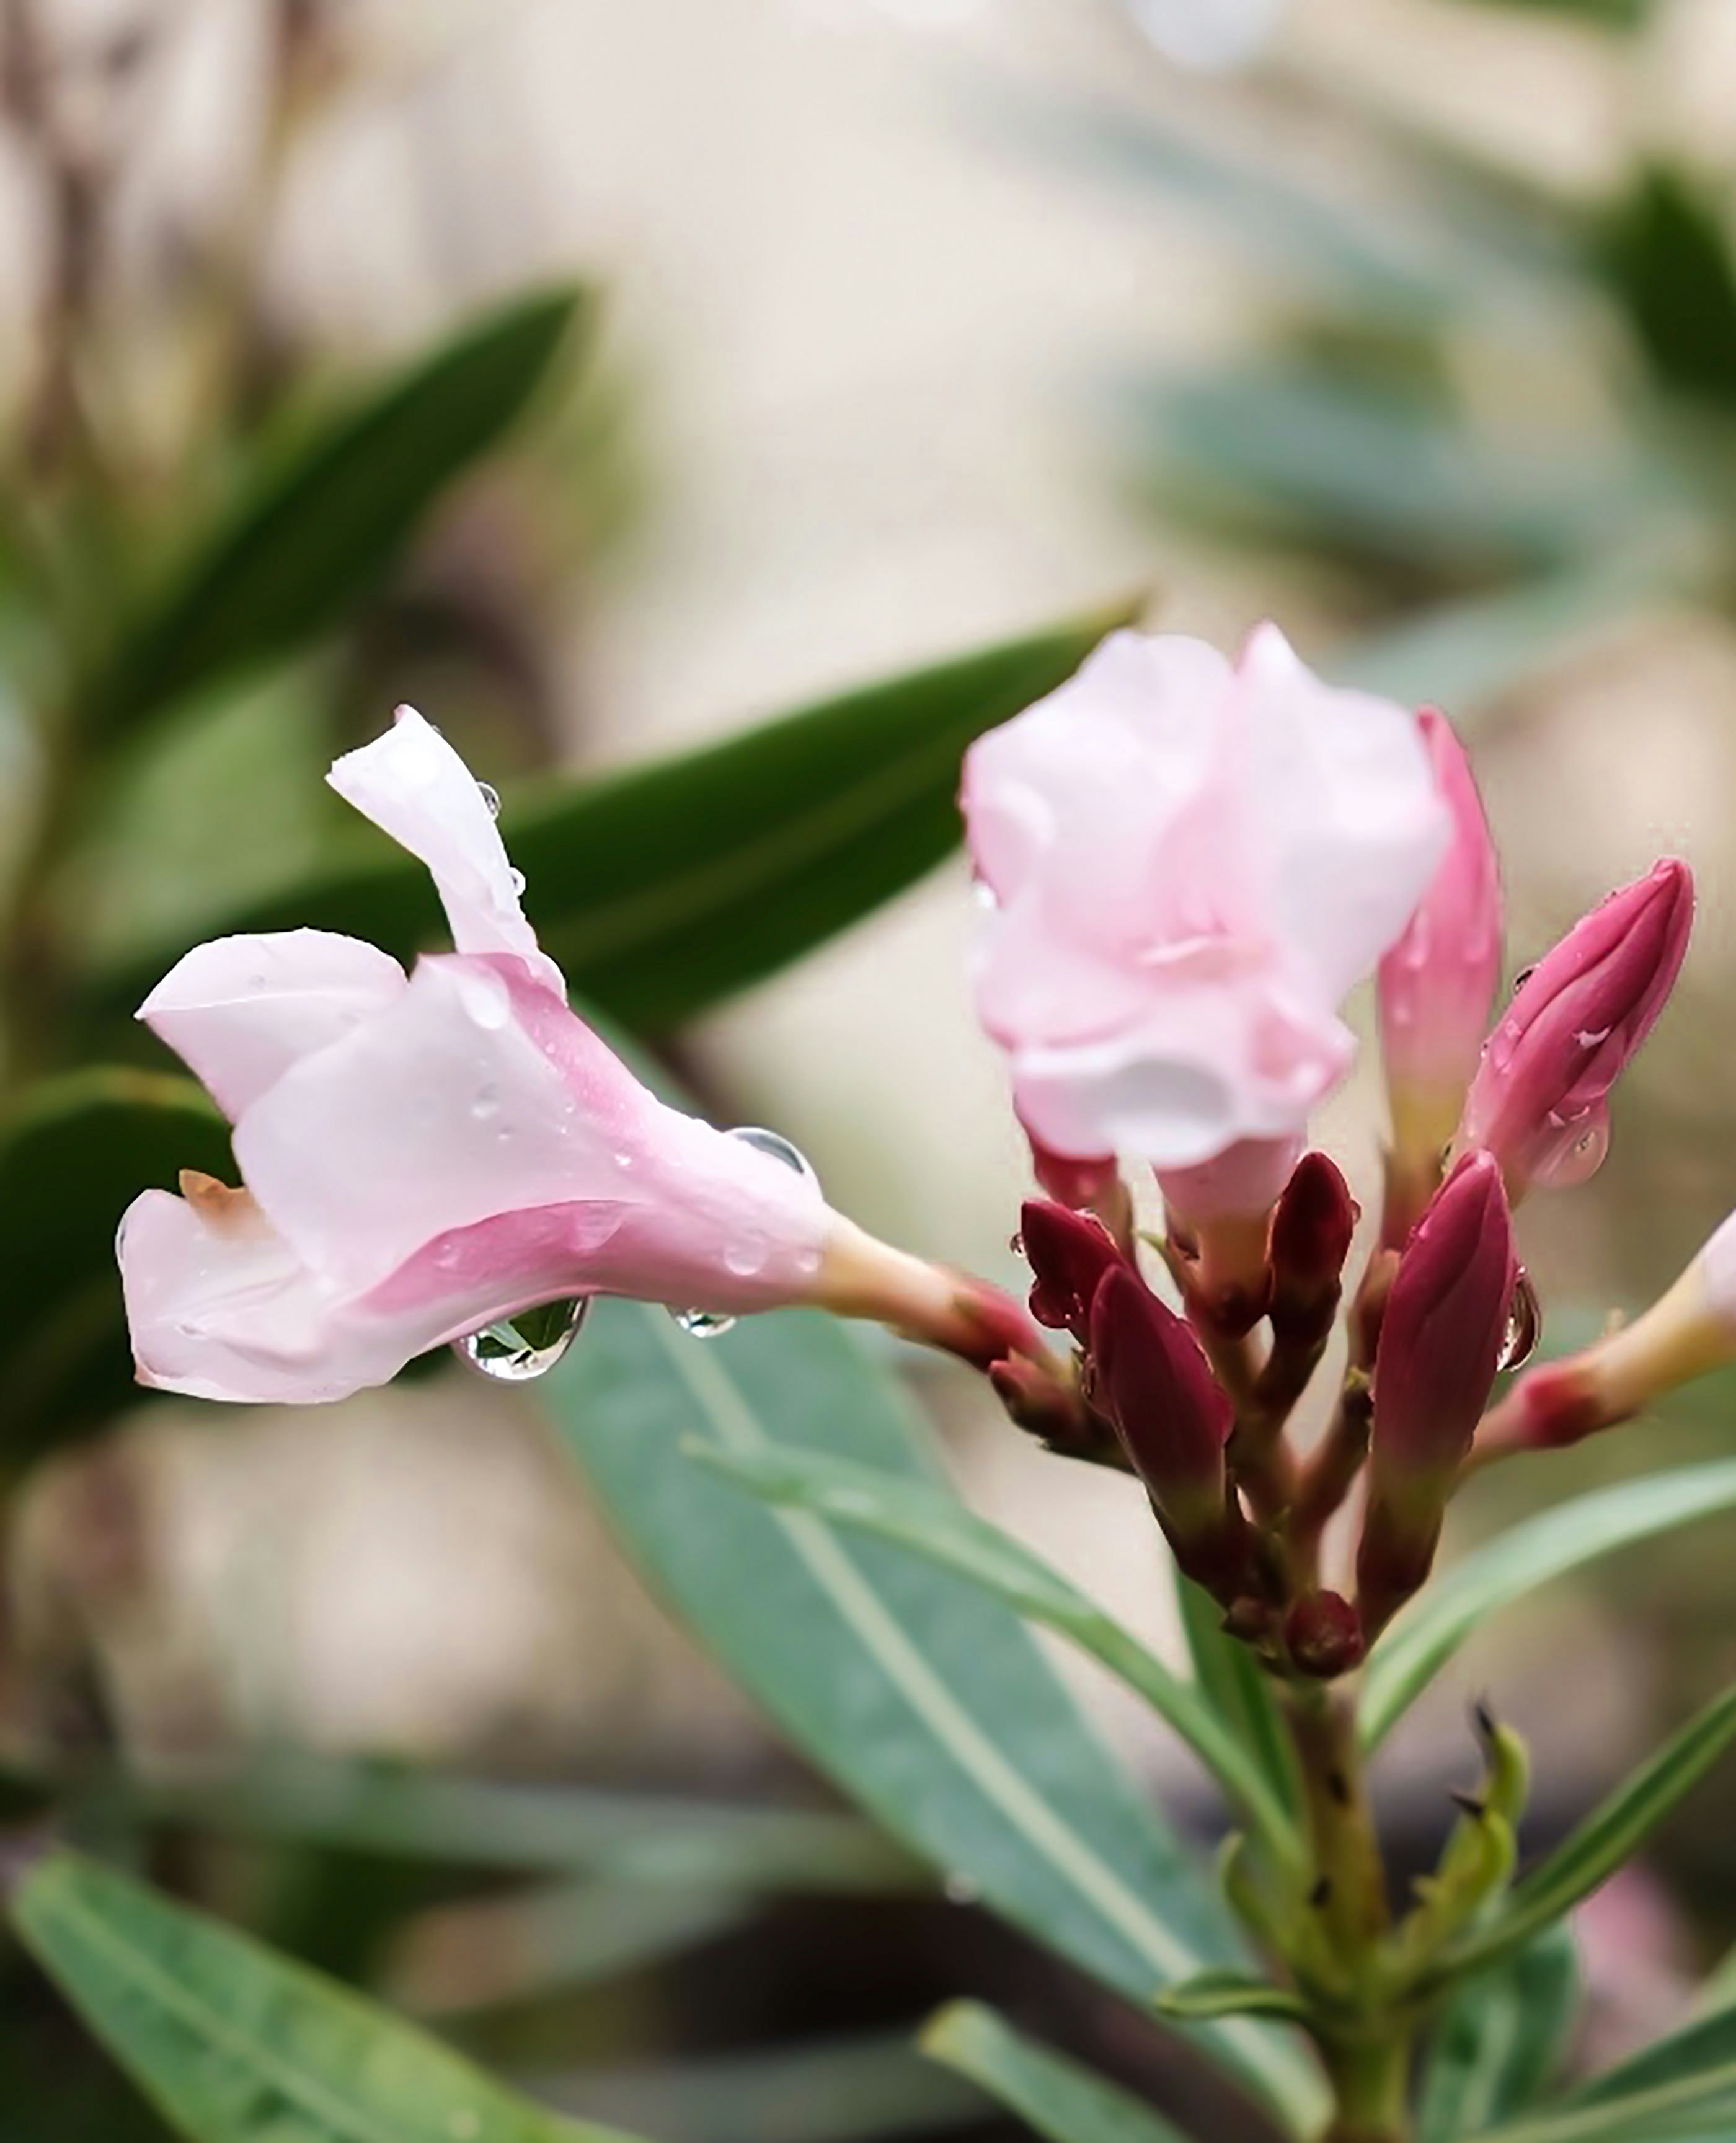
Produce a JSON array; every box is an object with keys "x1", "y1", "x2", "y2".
[
  {"x1": 1284, "y1": 1591, "x2": 1365, "y2": 1680},
  {"x1": 1358, "y1": 1152, "x2": 1517, "y2": 1633},
  {"x1": 1025, "y1": 1129, "x2": 1122, "y2": 1214},
  {"x1": 988, "y1": 1354, "x2": 1127, "y2": 1470},
  {"x1": 1459, "y1": 859, "x2": 1692, "y2": 1199},
  {"x1": 1021, "y1": 1199, "x2": 1123, "y2": 1345},
  {"x1": 1268, "y1": 1152, "x2": 1359, "y2": 1343},
  {"x1": 1380, "y1": 711, "x2": 1503, "y2": 1139},
  {"x1": 1090, "y1": 1266, "x2": 1241, "y2": 1587}
]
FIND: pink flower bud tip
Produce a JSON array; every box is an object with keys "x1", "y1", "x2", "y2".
[
  {"x1": 1459, "y1": 859, "x2": 1693, "y2": 1200},
  {"x1": 1021, "y1": 1198, "x2": 1123, "y2": 1345},
  {"x1": 1159, "y1": 1134, "x2": 1301, "y2": 1330},
  {"x1": 1284, "y1": 1591, "x2": 1365, "y2": 1680},
  {"x1": 1379, "y1": 710, "x2": 1503, "y2": 1149},
  {"x1": 1268, "y1": 1151, "x2": 1358, "y2": 1338}
]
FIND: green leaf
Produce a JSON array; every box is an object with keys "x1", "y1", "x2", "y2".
[
  {"x1": 1174, "y1": 1575, "x2": 1300, "y2": 1827},
  {"x1": 541, "y1": 1302, "x2": 1326, "y2": 2131},
  {"x1": 97, "y1": 1756, "x2": 921, "y2": 1896},
  {"x1": 0, "y1": 1067, "x2": 233, "y2": 1462},
  {"x1": 7, "y1": 1847, "x2": 645, "y2": 2143},
  {"x1": 533, "y1": 2031, "x2": 986, "y2": 2143},
  {"x1": 1417, "y1": 1926, "x2": 1580, "y2": 2142},
  {"x1": 1358, "y1": 1459, "x2": 1736, "y2": 1750},
  {"x1": 1153, "y1": 1973, "x2": 1314, "y2": 2026},
  {"x1": 920, "y1": 2001, "x2": 1188, "y2": 2143},
  {"x1": 689, "y1": 1440, "x2": 1301, "y2": 1870},
  {"x1": 1599, "y1": 168, "x2": 1736, "y2": 409},
  {"x1": 91, "y1": 602, "x2": 1135, "y2": 1038},
  {"x1": 86, "y1": 287, "x2": 588, "y2": 734},
  {"x1": 1433, "y1": 1682, "x2": 1736, "y2": 1985}
]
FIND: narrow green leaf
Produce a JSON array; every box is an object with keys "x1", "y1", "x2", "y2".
[
  {"x1": 1474, "y1": 2066, "x2": 1736, "y2": 2143},
  {"x1": 541, "y1": 1302, "x2": 1326, "y2": 2131},
  {"x1": 1153, "y1": 1972, "x2": 1314, "y2": 2026},
  {"x1": 87, "y1": 286, "x2": 588, "y2": 733},
  {"x1": 1417, "y1": 1926, "x2": 1580, "y2": 2142},
  {"x1": 1600, "y1": 168, "x2": 1736, "y2": 409},
  {"x1": 689, "y1": 1440, "x2": 1301, "y2": 1870},
  {"x1": 532, "y1": 2030, "x2": 987, "y2": 2143},
  {"x1": 1359, "y1": 1459, "x2": 1736, "y2": 1750},
  {"x1": 920, "y1": 2001, "x2": 1188, "y2": 2143},
  {"x1": 92, "y1": 602, "x2": 1135, "y2": 1038},
  {"x1": 1175, "y1": 1575, "x2": 1300, "y2": 1826},
  {"x1": 1435, "y1": 1682, "x2": 1736, "y2": 1985},
  {"x1": 0, "y1": 1067, "x2": 233, "y2": 1462},
  {"x1": 7, "y1": 1847, "x2": 644, "y2": 2143}
]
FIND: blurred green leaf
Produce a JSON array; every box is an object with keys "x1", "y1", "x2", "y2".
[
  {"x1": 921, "y1": 2001, "x2": 1187, "y2": 2143},
  {"x1": 689, "y1": 1439, "x2": 1302, "y2": 1870},
  {"x1": 1153, "y1": 1973, "x2": 1313, "y2": 2026},
  {"x1": 1417, "y1": 1927, "x2": 1580, "y2": 2142},
  {"x1": 1360, "y1": 1459, "x2": 1736, "y2": 1749},
  {"x1": 0, "y1": 1067, "x2": 231, "y2": 1463},
  {"x1": 7, "y1": 1847, "x2": 646, "y2": 2143},
  {"x1": 1434, "y1": 1683, "x2": 1736, "y2": 1986},
  {"x1": 1450, "y1": 0, "x2": 1652, "y2": 22},
  {"x1": 1175, "y1": 1575, "x2": 1300, "y2": 1829},
  {"x1": 92, "y1": 602, "x2": 1135, "y2": 1038},
  {"x1": 1524, "y1": 1992, "x2": 1736, "y2": 2141},
  {"x1": 85, "y1": 287, "x2": 588, "y2": 735},
  {"x1": 530, "y1": 2031, "x2": 986, "y2": 2143},
  {"x1": 541, "y1": 1302, "x2": 1326, "y2": 2131},
  {"x1": 87, "y1": 1756, "x2": 923, "y2": 1895},
  {"x1": 1600, "y1": 169, "x2": 1736, "y2": 409}
]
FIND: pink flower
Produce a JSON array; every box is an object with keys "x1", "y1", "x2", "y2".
[
  {"x1": 1457, "y1": 860, "x2": 1693, "y2": 1199},
  {"x1": 1378, "y1": 709, "x2": 1502, "y2": 1165},
  {"x1": 962, "y1": 623, "x2": 1448, "y2": 1172},
  {"x1": 118, "y1": 710, "x2": 990, "y2": 1405}
]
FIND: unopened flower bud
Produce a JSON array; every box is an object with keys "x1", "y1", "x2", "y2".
[
  {"x1": 1284, "y1": 1591, "x2": 1365, "y2": 1680},
  {"x1": 1021, "y1": 1199, "x2": 1123, "y2": 1345},
  {"x1": 1024, "y1": 1127, "x2": 1123, "y2": 1214},
  {"x1": 1380, "y1": 711, "x2": 1502, "y2": 1238},
  {"x1": 988, "y1": 1354, "x2": 1128, "y2": 1470},
  {"x1": 1479, "y1": 1208, "x2": 1736, "y2": 1459},
  {"x1": 1090, "y1": 1265, "x2": 1246, "y2": 1592},
  {"x1": 1268, "y1": 1152, "x2": 1358, "y2": 1347},
  {"x1": 1458, "y1": 859, "x2": 1692, "y2": 1201},
  {"x1": 1358, "y1": 1152, "x2": 1516, "y2": 1634},
  {"x1": 1159, "y1": 1134, "x2": 1300, "y2": 1331}
]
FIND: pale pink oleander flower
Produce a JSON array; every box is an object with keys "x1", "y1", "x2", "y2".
[
  {"x1": 120, "y1": 709, "x2": 1004, "y2": 1405},
  {"x1": 1456, "y1": 859, "x2": 1693, "y2": 1201},
  {"x1": 962, "y1": 622, "x2": 1450, "y2": 1173},
  {"x1": 1378, "y1": 710, "x2": 1502, "y2": 1171}
]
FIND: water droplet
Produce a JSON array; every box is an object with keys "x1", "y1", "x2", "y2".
[
  {"x1": 1008, "y1": 1229, "x2": 1025, "y2": 1257},
  {"x1": 508, "y1": 867, "x2": 526, "y2": 896},
  {"x1": 972, "y1": 878, "x2": 998, "y2": 912},
  {"x1": 1497, "y1": 1268, "x2": 1541, "y2": 1374},
  {"x1": 476, "y1": 781, "x2": 501, "y2": 820},
  {"x1": 671, "y1": 1306, "x2": 737, "y2": 1340},
  {"x1": 455, "y1": 970, "x2": 510, "y2": 1030},
  {"x1": 1510, "y1": 965, "x2": 1536, "y2": 997},
  {"x1": 727, "y1": 1124, "x2": 817, "y2": 1182},
  {"x1": 724, "y1": 1237, "x2": 768, "y2": 1278},
  {"x1": 1531, "y1": 1100, "x2": 1611, "y2": 1191},
  {"x1": 455, "y1": 1297, "x2": 589, "y2": 1382},
  {"x1": 944, "y1": 1871, "x2": 981, "y2": 1904},
  {"x1": 470, "y1": 1084, "x2": 500, "y2": 1122}
]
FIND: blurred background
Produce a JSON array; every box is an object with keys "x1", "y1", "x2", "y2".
[{"x1": 4, "y1": 0, "x2": 1736, "y2": 2136}]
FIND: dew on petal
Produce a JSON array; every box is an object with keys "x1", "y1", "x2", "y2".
[
  {"x1": 727, "y1": 1124, "x2": 817, "y2": 1183},
  {"x1": 670, "y1": 1306, "x2": 737, "y2": 1340},
  {"x1": 476, "y1": 781, "x2": 501, "y2": 820},
  {"x1": 1496, "y1": 1268, "x2": 1541, "y2": 1374},
  {"x1": 508, "y1": 867, "x2": 527, "y2": 896},
  {"x1": 1531, "y1": 1102, "x2": 1611, "y2": 1191},
  {"x1": 455, "y1": 1297, "x2": 589, "y2": 1381},
  {"x1": 455, "y1": 969, "x2": 510, "y2": 1031}
]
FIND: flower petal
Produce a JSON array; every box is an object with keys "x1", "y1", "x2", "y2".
[
  {"x1": 327, "y1": 704, "x2": 564, "y2": 992},
  {"x1": 138, "y1": 929, "x2": 407, "y2": 1118}
]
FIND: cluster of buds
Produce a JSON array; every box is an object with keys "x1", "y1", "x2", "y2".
[{"x1": 963, "y1": 624, "x2": 1703, "y2": 1670}]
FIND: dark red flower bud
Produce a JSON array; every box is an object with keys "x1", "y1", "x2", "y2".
[
  {"x1": 988, "y1": 1354, "x2": 1128, "y2": 1472},
  {"x1": 1269, "y1": 1151, "x2": 1359, "y2": 1345},
  {"x1": 1284, "y1": 1591, "x2": 1365, "y2": 1680},
  {"x1": 1358, "y1": 1151, "x2": 1517, "y2": 1633},
  {"x1": 1091, "y1": 1266, "x2": 1243, "y2": 1589},
  {"x1": 1021, "y1": 1199, "x2": 1123, "y2": 1345}
]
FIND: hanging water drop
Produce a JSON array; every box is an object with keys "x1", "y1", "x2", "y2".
[
  {"x1": 1496, "y1": 1268, "x2": 1541, "y2": 1374},
  {"x1": 455, "y1": 1297, "x2": 589, "y2": 1382},
  {"x1": 671, "y1": 1306, "x2": 737, "y2": 1341},
  {"x1": 476, "y1": 781, "x2": 502, "y2": 820},
  {"x1": 727, "y1": 1123, "x2": 817, "y2": 1182},
  {"x1": 508, "y1": 867, "x2": 526, "y2": 896},
  {"x1": 1510, "y1": 964, "x2": 1536, "y2": 998}
]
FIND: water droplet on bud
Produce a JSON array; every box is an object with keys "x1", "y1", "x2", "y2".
[
  {"x1": 1510, "y1": 964, "x2": 1536, "y2": 997},
  {"x1": 455, "y1": 1297, "x2": 589, "y2": 1381},
  {"x1": 1496, "y1": 1268, "x2": 1540, "y2": 1374},
  {"x1": 668, "y1": 1124, "x2": 815, "y2": 1339},
  {"x1": 508, "y1": 867, "x2": 526, "y2": 896},
  {"x1": 727, "y1": 1124, "x2": 817, "y2": 1182}
]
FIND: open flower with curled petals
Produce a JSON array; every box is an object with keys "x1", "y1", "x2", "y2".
[
  {"x1": 120, "y1": 709, "x2": 1032, "y2": 1405},
  {"x1": 962, "y1": 624, "x2": 1450, "y2": 1177}
]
